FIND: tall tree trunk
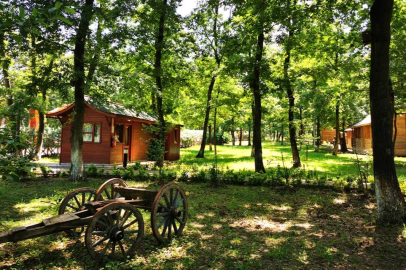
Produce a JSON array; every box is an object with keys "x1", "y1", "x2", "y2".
[
  {"x1": 213, "y1": 87, "x2": 220, "y2": 156},
  {"x1": 209, "y1": 124, "x2": 212, "y2": 151},
  {"x1": 196, "y1": 2, "x2": 221, "y2": 158},
  {"x1": 341, "y1": 118, "x2": 348, "y2": 153},
  {"x1": 251, "y1": 28, "x2": 265, "y2": 173},
  {"x1": 299, "y1": 107, "x2": 304, "y2": 151},
  {"x1": 0, "y1": 32, "x2": 13, "y2": 131},
  {"x1": 251, "y1": 104, "x2": 255, "y2": 157},
  {"x1": 154, "y1": 0, "x2": 168, "y2": 170},
  {"x1": 281, "y1": 124, "x2": 284, "y2": 145},
  {"x1": 370, "y1": 0, "x2": 406, "y2": 224},
  {"x1": 231, "y1": 117, "x2": 235, "y2": 146},
  {"x1": 315, "y1": 116, "x2": 321, "y2": 152},
  {"x1": 248, "y1": 118, "x2": 252, "y2": 146},
  {"x1": 70, "y1": 0, "x2": 94, "y2": 181},
  {"x1": 239, "y1": 128, "x2": 242, "y2": 146},
  {"x1": 393, "y1": 112, "x2": 398, "y2": 150},
  {"x1": 196, "y1": 76, "x2": 216, "y2": 157},
  {"x1": 284, "y1": 44, "x2": 301, "y2": 167},
  {"x1": 333, "y1": 101, "x2": 340, "y2": 155}
]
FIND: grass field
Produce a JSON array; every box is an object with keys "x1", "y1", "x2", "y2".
[
  {"x1": 178, "y1": 142, "x2": 406, "y2": 184},
  {"x1": 0, "y1": 178, "x2": 405, "y2": 269}
]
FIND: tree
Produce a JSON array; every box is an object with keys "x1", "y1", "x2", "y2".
[
  {"x1": 193, "y1": 0, "x2": 228, "y2": 158},
  {"x1": 70, "y1": 0, "x2": 95, "y2": 181},
  {"x1": 369, "y1": 0, "x2": 406, "y2": 224}
]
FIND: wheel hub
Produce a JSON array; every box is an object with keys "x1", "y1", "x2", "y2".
[{"x1": 109, "y1": 226, "x2": 124, "y2": 241}]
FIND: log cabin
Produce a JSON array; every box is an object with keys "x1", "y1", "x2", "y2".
[
  {"x1": 46, "y1": 96, "x2": 181, "y2": 164},
  {"x1": 348, "y1": 114, "x2": 406, "y2": 156}
]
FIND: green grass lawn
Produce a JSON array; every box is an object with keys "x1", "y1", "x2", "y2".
[
  {"x1": 179, "y1": 142, "x2": 406, "y2": 185},
  {"x1": 0, "y1": 179, "x2": 405, "y2": 269}
]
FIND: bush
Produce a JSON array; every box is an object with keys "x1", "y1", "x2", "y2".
[
  {"x1": 0, "y1": 124, "x2": 35, "y2": 180},
  {"x1": 86, "y1": 163, "x2": 99, "y2": 177}
]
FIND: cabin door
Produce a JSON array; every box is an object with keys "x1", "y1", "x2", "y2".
[{"x1": 123, "y1": 125, "x2": 132, "y2": 162}]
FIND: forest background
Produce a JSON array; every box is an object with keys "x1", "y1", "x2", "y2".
[{"x1": 1, "y1": 0, "x2": 406, "y2": 225}]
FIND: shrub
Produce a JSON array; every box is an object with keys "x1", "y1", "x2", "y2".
[
  {"x1": 86, "y1": 163, "x2": 99, "y2": 177},
  {"x1": 178, "y1": 170, "x2": 189, "y2": 182},
  {"x1": 191, "y1": 170, "x2": 207, "y2": 183}
]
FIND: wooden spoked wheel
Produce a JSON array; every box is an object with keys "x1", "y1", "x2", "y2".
[
  {"x1": 58, "y1": 187, "x2": 97, "y2": 235},
  {"x1": 151, "y1": 183, "x2": 188, "y2": 243},
  {"x1": 85, "y1": 202, "x2": 144, "y2": 262},
  {"x1": 94, "y1": 178, "x2": 128, "y2": 201}
]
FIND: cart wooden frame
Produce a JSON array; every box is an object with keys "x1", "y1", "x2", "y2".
[{"x1": 0, "y1": 179, "x2": 188, "y2": 262}]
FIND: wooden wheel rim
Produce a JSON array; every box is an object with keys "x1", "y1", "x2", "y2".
[
  {"x1": 58, "y1": 187, "x2": 97, "y2": 235},
  {"x1": 151, "y1": 183, "x2": 188, "y2": 243},
  {"x1": 94, "y1": 178, "x2": 128, "y2": 201},
  {"x1": 85, "y1": 202, "x2": 144, "y2": 262}
]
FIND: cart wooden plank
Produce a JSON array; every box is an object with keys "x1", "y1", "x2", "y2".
[{"x1": 43, "y1": 213, "x2": 80, "y2": 226}]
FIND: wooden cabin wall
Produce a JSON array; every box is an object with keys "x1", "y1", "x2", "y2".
[
  {"x1": 60, "y1": 106, "x2": 111, "y2": 164},
  {"x1": 131, "y1": 122, "x2": 151, "y2": 161},
  {"x1": 321, "y1": 130, "x2": 336, "y2": 144},
  {"x1": 353, "y1": 126, "x2": 372, "y2": 155},
  {"x1": 345, "y1": 130, "x2": 352, "y2": 147},
  {"x1": 165, "y1": 127, "x2": 180, "y2": 161},
  {"x1": 394, "y1": 114, "x2": 406, "y2": 156}
]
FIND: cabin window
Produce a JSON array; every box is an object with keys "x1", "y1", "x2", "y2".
[
  {"x1": 83, "y1": 123, "x2": 101, "y2": 143},
  {"x1": 174, "y1": 129, "x2": 178, "y2": 144},
  {"x1": 124, "y1": 126, "x2": 129, "y2": 146},
  {"x1": 115, "y1": 124, "x2": 124, "y2": 143}
]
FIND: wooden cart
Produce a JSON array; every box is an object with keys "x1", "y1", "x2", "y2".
[{"x1": 0, "y1": 178, "x2": 188, "y2": 262}]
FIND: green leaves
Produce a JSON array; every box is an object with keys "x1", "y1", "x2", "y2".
[
  {"x1": 57, "y1": 15, "x2": 72, "y2": 26},
  {"x1": 19, "y1": 6, "x2": 25, "y2": 18}
]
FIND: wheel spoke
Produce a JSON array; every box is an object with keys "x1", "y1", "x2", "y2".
[
  {"x1": 116, "y1": 208, "x2": 122, "y2": 226},
  {"x1": 81, "y1": 192, "x2": 85, "y2": 206},
  {"x1": 66, "y1": 204, "x2": 79, "y2": 211},
  {"x1": 92, "y1": 230, "x2": 108, "y2": 236},
  {"x1": 161, "y1": 218, "x2": 169, "y2": 237},
  {"x1": 120, "y1": 209, "x2": 131, "y2": 227},
  {"x1": 163, "y1": 193, "x2": 170, "y2": 208},
  {"x1": 104, "y1": 189, "x2": 111, "y2": 199},
  {"x1": 111, "y1": 241, "x2": 116, "y2": 257},
  {"x1": 172, "y1": 219, "x2": 178, "y2": 234},
  {"x1": 73, "y1": 195, "x2": 81, "y2": 208},
  {"x1": 125, "y1": 229, "x2": 139, "y2": 234},
  {"x1": 159, "y1": 202, "x2": 169, "y2": 212},
  {"x1": 170, "y1": 189, "x2": 173, "y2": 205},
  {"x1": 106, "y1": 211, "x2": 114, "y2": 226},
  {"x1": 87, "y1": 193, "x2": 94, "y2": 202},
  {"x1": 96, "y1": 219, "x2": 109, "y2": 229},
  {"x1": 175, "y1": 198, "x2": 184, "y2": 208},
  {"x1": 100, "y1": 239, "x2": 111, "y2": 256},
  {"x1": 156, "y1": 212, "x2": 168, "y2": 218},
  {"x1": 157, "y1": 217, "x2": 168, "y2": 230},
  {"x1": 173, "y1": 190, "x2": 179, "y2": 206},
  {"x1": 175, "y1": 216, "x2": 185, "y2": 225},
  {"x1": 118, "y1": 240, "x2": 126, "y2": 255},
  {"x1": 92, "y1": 235, "x2": 110, "y2": 248},
  {"x1": 123, "y1": 218, "x2": 138, "y2": 230},
  {"x1": 111, "y1": 185, "x2": 115, "y2": 198},
  {"x1": 168, "y1": 218, "x2": 172, "y2": 239}
]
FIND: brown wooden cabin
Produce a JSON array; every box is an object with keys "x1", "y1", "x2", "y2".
[
  {"x1": 321, "y1": 129, "x2": 336, "y2": 144},
  {"x1": 348, "y1": 114, "x2": 406, "y2": 156},
  {"x1": 46, "y1": 97, "x2": 181, "y2": 164}
]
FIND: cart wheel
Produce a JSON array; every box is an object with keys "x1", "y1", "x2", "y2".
[
  {"x1": 85, "y1": 202, "x2": 144, "y2": 262},
  {"x1": 94, "y1": 178, "x2": 128, "y2": 201},
  {"x1": 151, "y1": 183, "x2": 188, "y2": 243},
  {"x1": 59, "y1": 187, "x2": 97, "y2": 235}
]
